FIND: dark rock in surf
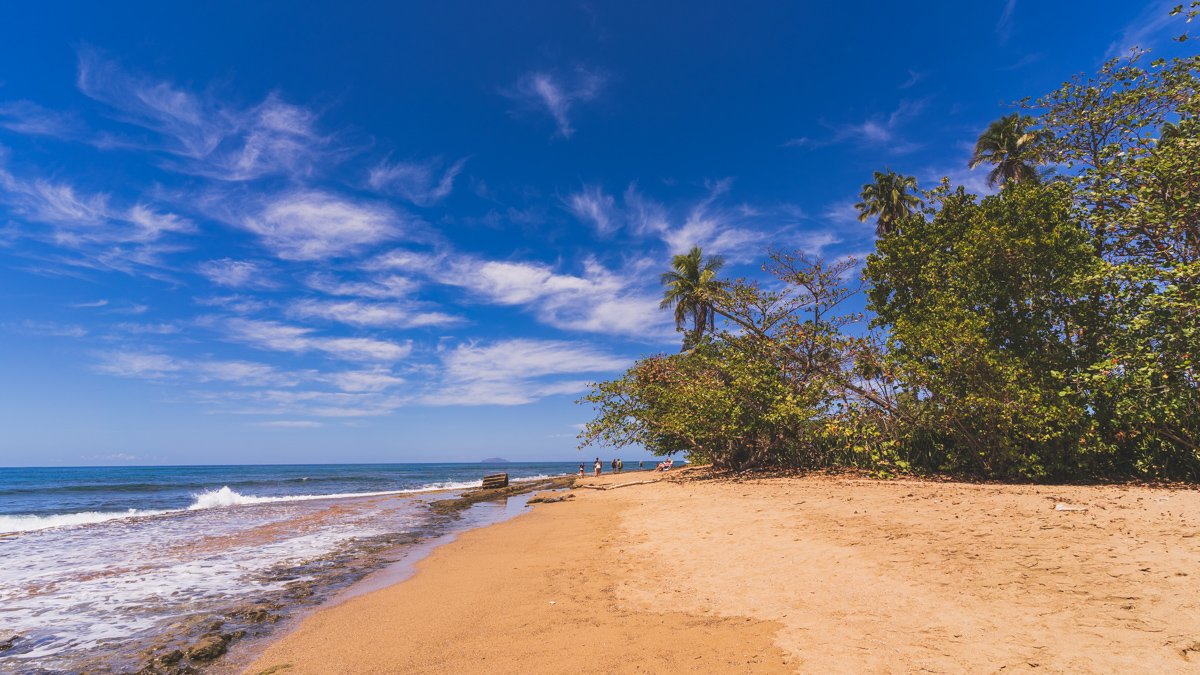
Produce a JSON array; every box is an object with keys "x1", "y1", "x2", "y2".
[
  {"x1": 185, "y1": 634, "x2": 229, "y2": 662},
  {"x1": 230, "y1": 603, "x2": 280, "y2": 624}
]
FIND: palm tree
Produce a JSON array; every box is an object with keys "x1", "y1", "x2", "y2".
[
  {"x1": 855, "y1": 169, "x2": 922, "y2": 236},
  {"x1": 660, "y1": 246, "x2": 726, "y2": 350},
  {"x1": 968, "y1": 114, "x2": 1049, "y2": 187}
]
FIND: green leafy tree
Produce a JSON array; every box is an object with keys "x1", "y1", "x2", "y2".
[
  {"x1": 855, "y1": 170, "x2": 922, "y2": 236},
  {"x1": 578, "y1": 335, "x2": 819, "y2": 471},
  {"x1": 1029, "y1": 50, "x2": 1200, "y2": 475},
  {"x1": 659, "y1": 246, "x2": 727, "y2": 349},
  {"x1": 967, "y1": 113, "x2": 1049, "y2": 187},
  {"x1": 583, "y1": 252, "x2": 871, "y2": 471},
  {"x1": 865, "y1": 181, "x2": 1101, "y2": 479}
]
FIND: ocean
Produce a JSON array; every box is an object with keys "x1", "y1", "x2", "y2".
[{"x1": 0, "y1": 462, "x2": 582, "y2": 673}]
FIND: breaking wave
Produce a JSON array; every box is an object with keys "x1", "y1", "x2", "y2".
[
  {"x1": 0, "y1": 509, "x2": 173, "y2": 534},
  {"x1": 0, "y1": 480, "x2": 484, "y2": 534}
]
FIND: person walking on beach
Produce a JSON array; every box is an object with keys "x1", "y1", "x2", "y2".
[
  {"x1": 616, "y1": 458, "x2": 623, "y2": 474},
  {"x1": 578, "y1": 463, "x2": 585, "y2": 478},
  {"x1": 610, "y1": 458, "x2": 617, "y2": 473},
  {"x1": 593, "y1": 458, "x2": 602, "y2": 477}
]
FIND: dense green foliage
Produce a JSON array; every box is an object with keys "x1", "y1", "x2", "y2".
[
  {"x1": 580, "y1": 26, "x2": 1199, "y2": 481},
  {"x1": 865, "y1": 182, "x2": 1100, "y2": 478}
]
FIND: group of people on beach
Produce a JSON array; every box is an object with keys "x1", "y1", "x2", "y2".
[
  {"x1": 577, "y1": 457, "x2": 672, "y2": 477},
  {"x1": 579, "y1": 458, "x2": 624, "y2": 477}
]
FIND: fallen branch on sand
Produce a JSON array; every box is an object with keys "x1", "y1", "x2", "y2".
[
  {"x1": 576, "y1": 480, "x2": 659, "y2": 491},
  {"x1": 527, "y1": 493, "x2": 576, "y2": 504}
]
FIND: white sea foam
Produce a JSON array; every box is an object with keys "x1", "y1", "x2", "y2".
[
  {"x1": 187, "y1": 486, "x2": 400, "y2": 509},
  {"x1": 0, "y1": 481, "x2": 484, "y2": 535},
  {"x1": 186, "y1": 482, "x2": 482, "y2": 509},
  {"x1": 0, "y1": 495, "x2": 425, "y2": 669},
  {"x1": 0, "y1": 508, "x2": 173, "y2": 534}
]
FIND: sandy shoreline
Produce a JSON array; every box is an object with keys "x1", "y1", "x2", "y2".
[{"x1": 246, "y1": 471, "x2": 1200, "y2": 674}]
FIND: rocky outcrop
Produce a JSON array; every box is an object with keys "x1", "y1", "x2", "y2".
[{"x1": 429, "y1": 475, "x2": 576, "y2": 515}]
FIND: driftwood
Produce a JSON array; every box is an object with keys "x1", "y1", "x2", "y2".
[
  {"x1": 527, "y1": 493, "x2": 575, "y2": 504},
  {"x1": 576, "y1": 479, "x2": 659, "y2": 491}
]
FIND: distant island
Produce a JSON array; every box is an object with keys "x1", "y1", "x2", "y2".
[{"x1": 479, "y1": 457, "x2": 509, "y2": 464}]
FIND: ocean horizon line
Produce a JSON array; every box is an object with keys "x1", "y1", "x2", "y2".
[{"x1": 0, "y1": 459, "x2": 624, "y2": 470}]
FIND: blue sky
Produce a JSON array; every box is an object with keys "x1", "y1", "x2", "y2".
[{"x1": 0, "y1": 1, "x2": 1191, "y2": 466}]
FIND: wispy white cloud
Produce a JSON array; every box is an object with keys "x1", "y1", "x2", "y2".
[
  {"x1": 222, "y1": 317, "x2": 414, "y2": 362},
  {"x1": 374, "y1": 249, "x2": 673, "y2": 340},
  {"x1": 423, "y1": 338, "x2": 625, "y2": 405},
  {"x1": 192, "y1": 359, "x2": 296, "y2": 387},
  {"x1": 79, "y1": 452, "x2": 139, "y2": 462},
  {"x1": 368, "y1": 156, "x2": 467, "y2": 206},
  {"x1": 197, "y1": 387, "x2": 410, "y2": 418},
  {"x1": 839, "y1": 99, "x2": 927, "y2": 149},
  {"x1": 117, "y1": 303, "x2": 149, "y2": 315},
  {"x1": 325, "y1": 368, "x2": 406, "y2": 393},
  {"x1": 795, "y1": 230, "x2": 844, "y2": 256},
  {"x1": 94, "y1": 349, "x2": 296, "y2": 387},
  {"x1": 71, "y1": 299, "x2": 109, "y2": 308},
  {"x1": 564, "y1": 184, "x2": 618, "y2": 235},
  {"x1": 622, "y1": 183, "x2": 670, "y2": 237},
  {"x1": 656, "y1": 181, "x2": 767, "y2": 259},
  {"x1": 997, "y1": 0, "x2": 1018, "y2": 43},
  {"x1": 996, "y1": 53, "x2": 1042, "y2": 71},
  {"x1": 10, "y1": 320, "x2": 88, "y2": 338},
  {"x1": 287, "y1": 298, "x2": 462, "y2": 329},
  {"x1": 229, "y1": 190, "x2": 404, "y2": 261},
  {"x1": 822, "y1": 200, "x2": 863, "y2": 226},
  {"x1": 111, "y1": 321, "x2": 182, "y2": 336},
  {"x1": 304, "y1": 272, "x2": 419, "y2": 300},
  {"x1": 93, "y1": 346, "x2": 411, "y2": 417},
  {"x1": 0, "y1": 100, "x2": 82, "y2": 137},
  {"x1": 94, "y1": 351, "x2": 177, "y2": 379},
  {"x1": 561, "y1": 180, "x2": 779, "y2": 262},
  {"x1": 255, "y1": 420, "x2": 323, "y2": 429},
  {"x1": 628, "y1": 180, "x2": 778, "y2": 262},
  {"x1": 198, "y1": 258, "x2": 278, "y2": 289},
  {"x1": 785, "y1": 99, "x2": 928, "y2": 154},
  {"x1": 193, "y1": 294, "x2": 268, "y2": 315},
  {"x1": 505, "y1": 67, "x2": 607, "y2": 138},
  {"x1": 77, "y1": 47, "x2": 331, "y2": 181},
  {"x1": 0, "y1": 163, "x2": 194, "y2": 273},
  {"x1": 898, "y1": 69, "x2": 924, "y2": 90}
]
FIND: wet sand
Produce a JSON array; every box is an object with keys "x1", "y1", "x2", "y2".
[{"x1": 247, "y1": 471, "x2": 1200, "y2": 674}]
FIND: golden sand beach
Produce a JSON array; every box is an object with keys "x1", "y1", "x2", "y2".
[{"x1": 247, "y1": 470, "x2": 1200, "y2": 674}]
